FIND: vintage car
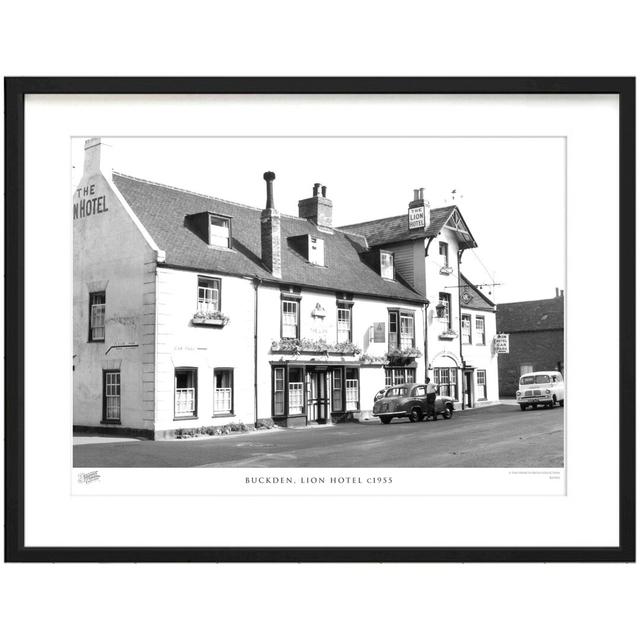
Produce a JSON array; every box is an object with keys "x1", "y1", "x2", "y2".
[
  {"x1": 373, "y1": 383, "x2": 455, "y2": 424},
  {"x1": 516, "y1": 370, "x2": 565, "y2": 410}
]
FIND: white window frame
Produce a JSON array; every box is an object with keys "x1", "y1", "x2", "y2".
[
  {"x1": 438, "y1": 293, "x2": 451, "y2": 328},
  {"x1": 89, "y1": 291, "x2": 105, "y2": 342},
  {"x1": 281, "y1": 300, "x2": 299, "y2": 338},
  {"x1": 461, "y1": 314, "x2": 472, "y2": 344},
  {"x1": 197, "y1": 276, "x2": 221, "y2": 313},
  {"x1": 273, "y1": 367, "x2": 285, "y2": 416},
  {"x1": 214, "y1": 368, "x2": 233, "y2": 415},
  {"x1": 380, "y1": 251, "x2": 394, "y2": 279},
  {"x1": 345, "y1": 369, "x2": 359, "y2": 411},
  {"x1": 175, "y1": 368, "x2": 197, "y2": 418},
  {"x1": 103, "y1": 370, "x2": 121, "y2": 422},
  {"x1": 475, "y1": 315, "x2": 486, "y2": 345},
  {"x1": 337, "y1": 304, "x2": 352, "y2": 343},
  {"x1": 399, "y1": 313, "x2": 415, "y2": 350},
  {"x1": 209, "y1": 214, "x2": 230, "y2": 248},
  {"x1": 476, "y1": 369, "x2": 487, "y2": 401},
  {"x1": 308, "y1": 236, "x2": 325, "y2": 266},
  {"x1": 288, "y1": 368, "x2": 304, "y2": 415},
  {"x1": 439, "y1": 241, "x2": 449, "y2": 267}
]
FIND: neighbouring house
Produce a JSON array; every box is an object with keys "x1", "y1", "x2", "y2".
[
  {"x1": 73, "y1": 138, "x2": 427, "y2": 438},
  {"x1": 459, "y1": 275, "x2": 499, "y2": 408},
  {"x1": 496, "y1": 292, "x2": 565, "y2": 397},
  {"x1": 339, "y1": 190, "x2": 500, "y2": 408}
]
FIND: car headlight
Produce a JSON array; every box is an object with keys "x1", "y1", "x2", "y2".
[
  {"x1": 545, "y1": 389, "x2": 551, "y2": 395},
  {"x1": 516, "y1": 391, "x2": 521, "y2": 397}
]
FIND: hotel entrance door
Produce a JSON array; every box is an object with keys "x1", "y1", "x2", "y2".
[{"x1": 306, "y1": 369, "x2": 329, "y2": 424}]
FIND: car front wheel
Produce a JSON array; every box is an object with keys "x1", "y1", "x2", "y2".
[
  {"x1": 520, "y1": 404, "x2": 527, "y2": 411},
  {"x1": 442, "y1": 405, "x2": 453, "y2": 419},
  {"x1": 409, "y1": 407, "x2": 422, "y2": 423},
  {"x1": 380, "y1": 416, "x2": 392, "y2": 424}
]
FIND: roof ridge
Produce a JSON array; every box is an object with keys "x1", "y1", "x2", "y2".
[
  {"x1": 498, "y1": 297, "x2": 563, "y2": 306},
  {"x1": 339, "y1": 205, "x2": 456, "y2": 230},
  {"x1": 111, "y1": 171, "x2": 264, "y2": 212},
  {"x1": 339, "y1": 213, "x2": 406, "y2": 228},
  {"x1": 338, "y1": 228, "x2": 370, "y2": 242}
]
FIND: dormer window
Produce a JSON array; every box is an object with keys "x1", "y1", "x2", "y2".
[
  {"x1": 209, "y1": 214, "x2": 231, "y2": 248},
  {"x1": 309, "y1": 236, "x2": 325, "y2": 266},
  {"x1": 380, "y1": 251, "x2": 394, "y2": 279}
]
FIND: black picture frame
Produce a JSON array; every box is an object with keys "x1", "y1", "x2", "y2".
[{"x1": 4, "y1": 77, "x2": 635, "y2": 563}]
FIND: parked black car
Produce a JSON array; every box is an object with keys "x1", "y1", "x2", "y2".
[{"x1": 373, "y1": 383, "x2": 455, "y2": 424}]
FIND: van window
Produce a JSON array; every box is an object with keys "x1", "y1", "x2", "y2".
[{"x1": 521, "y1": 374, "x2": 551, "y2": 385}]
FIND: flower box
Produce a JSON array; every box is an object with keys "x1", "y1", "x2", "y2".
[
  {"x1": 191, "y1": 311, "x2": 230, "y2": 327},
  {"x1": 438, "y1": 330, "x2": 458, "y2": 340},
  {"x1": 271, "y1": 338, "x2": 361, "y2": 356},
  {"x1": 439, "y1": 266, "x2": 454, "y2": 275},
  {"x1": 192, "y1": 317, "x2": 227, "y2": 327}
]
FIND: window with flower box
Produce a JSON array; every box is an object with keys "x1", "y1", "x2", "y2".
[
  {"x1": 281, "y1": 299, "x2": 299, "y2": 339},
  {"x1": 388, "y1": 310, "x2": 415, "y2": 350},
  {"x1": 197, "y1": 276, "x2": 221, "y2": 313},
  {"x1": 437, "y1": 292, "x2": 451, "y2": 329},
  {"x1": 337, "y1": 302, "x2": 352, "y2": 343}
]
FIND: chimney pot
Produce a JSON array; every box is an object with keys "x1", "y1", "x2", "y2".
[
  {"x1": 261, "y1": 172, "x2": 281, "y2": 278},
  {"x1": 83, "y1": 137, "x2": 113, "y2": 177},
  {"x1": 263, "y1": 171, "x2": 276, "y2": 209},
  {"x1": 299, "y1": 183, "x2": 333, "y2": 227}
]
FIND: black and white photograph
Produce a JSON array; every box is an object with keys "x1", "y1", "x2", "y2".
[
  {"x1": 6, "y1": 78, "x2": 632, "y2": 563},
  {"x1": 71, "y1": 136, "x2": 565, "y2": 472}
]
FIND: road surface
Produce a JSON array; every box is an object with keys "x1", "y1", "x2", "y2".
[{"x1": 74, "y1": 404, "x2": 564, "y2": 468}]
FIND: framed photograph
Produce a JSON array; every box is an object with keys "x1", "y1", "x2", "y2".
[{"x1": 4, "y1": 77, "x2": 635, "y2": 562}]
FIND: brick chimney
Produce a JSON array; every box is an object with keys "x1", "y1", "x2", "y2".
[
  {"x1": 261, "y1": 171, "x2": 282, "y2": 279},
  {"x1": 83, "y1": 137, "x2": 113, "y2": 177},
  {"x1": 298, "y1": 183, "x2": 333, "y2": 228},
  {"x1": 407, "y1": 187, "x2": 431, "y2": 230}
]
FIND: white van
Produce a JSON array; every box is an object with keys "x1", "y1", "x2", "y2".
[{"x1": 516, "y1": 371, "x2": 564, "y2": 411}]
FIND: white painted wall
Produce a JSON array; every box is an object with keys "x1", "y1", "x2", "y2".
[
  {"x1": 462, "y1": 308, "x2": 500, "y2": 403},
  {"x1": 73, "y1": 149, "x2": 158, "y2": 433},
  {"x1": 154, "y1": 267, "x2": 256, "y2": 432}
]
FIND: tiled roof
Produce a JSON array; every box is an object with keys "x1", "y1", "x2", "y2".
[
  {"x1": 497, "y1": 297, "x2": 564, "y2": 333},
  {"x1": 112, "y1": 173, "x2": 426, "y2": 303},
  {"x1": 338, "y1": 207, "x2": 456, "y2": 247},
  {"x1": 460, "y1": 274, "x2": 496, "y2": 311}
]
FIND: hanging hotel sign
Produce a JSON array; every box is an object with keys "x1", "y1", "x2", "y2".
[
  {"x1": 408, "y1": 206, "x2": 426, "y2": 230},
  {"x1": 494, "y1": 333, "x2": 510, "y2": 354},
  {"x1": 73, "y1": 183, "x2": 109, "y2": 220}
]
